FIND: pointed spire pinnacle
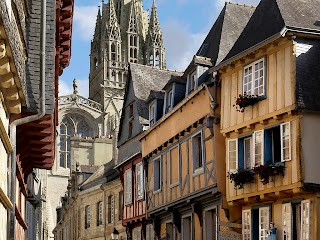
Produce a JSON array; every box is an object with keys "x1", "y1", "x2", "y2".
[
  {"x1": 128, "y1": 0, "x2": 138, "y2": 33},
  {"x1": 108, "y1": 0, "x2": 121, "y2": 39},
  {"x1": 148, "y1": 0, "x2": 162, "y2": 44},
  {"x1": 93, "y1": 6, "x2": 102, "y2": 44}
]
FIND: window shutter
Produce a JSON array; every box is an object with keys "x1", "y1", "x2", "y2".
[
  {"x1": 242, "y1": 209, "x2": 251, "y2": 240},
  {"x1": 281, "y1": 122, "x2": 291, "y2": 162},
  {"x1": 282, "y1": 203, "x2": 292, "y2": 240},
  {"x1": 253, "y1": 131, "x2": 264, "y2": 166},
  {"x1": 301, "y1": 200, "x2": 311, "y2": 240},
  {"x1": 259, "y1": 207, "x2": 270, "y2": 240},
  {"x1": 264, "y1": 129, "x2": 273, "y2": 165},
  {"x1": 238, "y1": 138, "x2": 244, "y2": 169}
]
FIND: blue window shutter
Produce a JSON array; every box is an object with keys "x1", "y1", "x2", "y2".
[
  {"x1": 264, "y1": 129, "x2": 272, "y2": 165},
  {"x1": 238, "y1": 138, "x2": 244, "y2": 169}
]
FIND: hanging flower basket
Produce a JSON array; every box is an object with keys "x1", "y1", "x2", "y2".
[
  {"x1": 227, "y1": 168, "x2": 255, "y2": 189},
  {"x1": 233, "y1": 92, "x2": 258, "y2": 112},
  {"x1": 253, "y1": 164, "x2": 285, "y2": 185}
]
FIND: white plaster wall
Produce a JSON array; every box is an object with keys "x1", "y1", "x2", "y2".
[{"x1": 301, "y1": 114, "x2": 320, "y2": 185}]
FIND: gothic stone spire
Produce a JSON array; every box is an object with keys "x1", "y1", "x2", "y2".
[{"x1": 108, "y1": 0, "x2": 121, "y2": 40}]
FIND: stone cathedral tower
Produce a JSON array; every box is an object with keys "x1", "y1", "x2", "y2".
[{"x1": 89, "y1": 0, "x2": 166, "y2": 135}]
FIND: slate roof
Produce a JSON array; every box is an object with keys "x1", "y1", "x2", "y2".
[
  {"x1": 129, "y1": 63, "x2": 183, "y2": 120},
  {"x1": 81, "y1": 160, "x2": 118, "y2": 189},
  {"x1": 195, "y1": 2, "x2": 256, "y2": 66},
  {"x1": 222, "y1": 0, "x2": 320, "y2": 63}
]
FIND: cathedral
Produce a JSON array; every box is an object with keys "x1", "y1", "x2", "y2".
[{"x1": 43, "y1": 0, "x2": 166, "y2": 238}]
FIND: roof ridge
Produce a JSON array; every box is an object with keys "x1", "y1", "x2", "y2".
[
  {"x1": 225, "y1": 1, "x2": 256, "y2": 8},
  {"x1": 130, "y1": 63, "x2": 183, "y2": 73}
]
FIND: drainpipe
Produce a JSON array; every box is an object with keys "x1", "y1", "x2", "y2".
[{"x1": 8, "y1": 0, "x2": 47, "y2": 239}]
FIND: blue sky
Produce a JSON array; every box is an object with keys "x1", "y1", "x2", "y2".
[{"x1": 60, "y1": 0, "x2": 260, "y2": 97}]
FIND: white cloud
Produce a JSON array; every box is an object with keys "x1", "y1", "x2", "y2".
[
  {"x1": 74, "y1": 4, "x2": 100, "y2": 41},
  {"x1": 59, "y1": 79, "x2": 89, "y2": 98},
  {"x1": 163, "y1": 20, "x2": 206, "y2": 71}
]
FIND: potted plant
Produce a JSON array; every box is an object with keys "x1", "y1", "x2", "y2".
[
  {"x1": 233, "y1": 92, "x2": 258, "y2": 112},
  {"x1": 227, "y1": 168, "x2": 255, "y2": 189},
  {"x1": 253, "y1": 164, "x2": 285, "y2": 185}
]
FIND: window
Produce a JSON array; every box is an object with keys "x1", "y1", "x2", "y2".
[
  {"x1": 243, "y1": 58, "x2": 265, "y2": 96},
  {"x1": 166, "y1": 222, "x2": 178, "y2": 240},
  {"x1": 281, "y1": 122, "x2": 291, "y2": 161},
  {"x1": 108, "y1": 195, "x2": 114, "y2": 224},
  {"x1": 192, "y1": 132, "x2": 204, "y2": 173},
  {"x1": 59, "y1": 114, "x2": 93, "y2": 168},
  {"x1": 253, "y1": 130, "x2": 264, "y2": 166},
  {"x1": 124, "y1": 170, "x2": 132, "y2": 205},
  {"x1": 146, "y1": 224, "x2": 154, "y2": 240},
  {"x1": 119, "y1": 191, "x2": 123, "y2": 220},
  {"x1": 187, "y1": 70, "x2": 197, "y2": 94},
  {"x1": 259, "y1": 207, "x2": 270, "y2": 240},
  {"x1": 97, "y1": 202, "x2": 103, "y2": 226},
  {"x1": 170, "y1": 146, "x2": 179, "y2": 186},
  {"x1": 204, "y1": 208, "x2": 217, "y2": 240},
  {"x1": 242, "y1": 210, "x2": 251, "y2": 240},
  {"x1": 244, "y1": 137, "x2": 252, "y2": 169},
  {"x1": 85, "y1": 205, "x2": 90, "y2": 229},
  {"x1": 228, "y1": 139, "x2": 238, "y2": 173},
  {"x1": 182, "y1": 215, "x2": 192, "y2": 240},
  {"x1": 242, "y1": 206, "x2": 270, "y2": 240},
  {"x1": 111, "y1": 43, "x2": 116, "y2": 61},
  {"x1": 132, "y1": 227, "x2": 141, "y2": 240},
  {"x1": 281, "y1": 200, "x2": 312, "y2": 240},
  {"x1": 165, "y1": 89, "x2": 173, "y2": 113},
  {"x1": 149, "y1": 101, "x2": 156, "y2": 126},
  {"x1": 301, "y1": 200, "x2": 311, "y2": 240},
  {"x1": 136, "y1": 163, "x2": 144, "y2": 200},
  {"x1": 153, "y1": 157, "x2": 161, "y2": 192}
]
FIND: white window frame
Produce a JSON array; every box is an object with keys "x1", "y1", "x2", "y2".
[
  {"x1": 228, "y1": 139, "x2": 238, "y2": 173},
  {"x1": 153, "y1": 157, "x2": 161, "y2": 193},
  {"x1": 182, "y1": 214, "x2": 192, "y2": 240},
  {"x1": 243, "y1": 57, "x2": 266, "y2": 96},
  {"x1": 136, "y1": 162, "x2": 144, "y2": 200},
  {"x1": 170, "y1": 145, "x2": 180, "y2": 187},
  {"x1": 282, "y1": 203, "x2": 292, "y2": 240},
  {"x1": 259, "y1": 207, "x2": 270, "y2": 240},
  {"x1": 203, "y1": 206, "x2": 218, "y2": 240},
  {"x1": 165, "y1": 221, "x2": 177, "y2": 240},
  {"x1": 253, "y1": 130, "x2": 264, "y2": 167},
  {"x1": 124, "y1": 169, "x2": 132, "y2": 205},
  {"x1": 166, "y1": 89, "x2": 173, "y2": 111},
  {"x1": 301, "y1": 199, "x2": 311, "y2": 240},
  {"x1": 242, "y1": 209, "x2": 251, "y2": 240},
  {"x1": 280, "y1": 122, "x2": 291, "y2": 162},
  {"x1": 244, "y1": 137, "x2": 253, "y2": 169},
  {"x1": 149, "y1": 101, "x2": 156, "y2": 126},
  {"x1": 191, "y1": 130, "x2": 204, "y2": 175}
]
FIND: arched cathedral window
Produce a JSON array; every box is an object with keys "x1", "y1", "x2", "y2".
[
  {"x1": 59, "y1": 114, "x2": 94, "y2": 169},
  {"x1": 111, "y1": 43, "x2": 116, "y2": 61}
]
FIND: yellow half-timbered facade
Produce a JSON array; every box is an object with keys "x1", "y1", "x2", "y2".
[{"x1": 211, "y1": 0, "x2": 320, "y2": 239}]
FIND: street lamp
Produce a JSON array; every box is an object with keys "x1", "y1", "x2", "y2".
[{"x1": 111, "y1": 228, "x2": 119, "y2": 240}]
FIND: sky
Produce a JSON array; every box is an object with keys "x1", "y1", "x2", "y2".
[{"x1": 59, "y1": 0, "x2": 261, "y2": 97}]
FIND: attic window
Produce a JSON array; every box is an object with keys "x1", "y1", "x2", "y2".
[{"x1": 149, "y1": 101, "x2": 156, "y2": 126}]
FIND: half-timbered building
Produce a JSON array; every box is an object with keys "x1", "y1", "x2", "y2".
[
  {"x1": 139, "y1": 3, "x2": 255, "y2": 240},
  {"x1": 210, "y1": 0, "x2": 320, "y2": 239},
  {"x1": 117, "y1": 63, "x2": 182, "y2": 239}
]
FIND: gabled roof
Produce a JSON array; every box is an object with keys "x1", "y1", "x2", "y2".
[
  {"x1": 129, "y1": 64, "x2": 182, "y2": 120},
  {"x1": 195, "y1": 2, "x2": 256, "y2": 66},
  {"x1": 117, "y1": 64, "x2": 182, "y2": 147},
  {"x1": 222, "y1": 0, "x2": 320, "y2": 63}
]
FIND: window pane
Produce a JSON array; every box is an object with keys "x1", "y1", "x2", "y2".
[
  {"x1": 254, "y1": 131, "x2": 263, "y2": 166},
  {"x1": 228, "y1": 140, "x2": 237, "y2": 172},
  {"x1": 192, "y1": 133, "x2": 203, "y2": 171},
  {"x1": 281, "y1": 122, "x2": 291, "y2": 161},
  {"x1": 154, "y1": 159, "x2": 161, "y2": 191}
]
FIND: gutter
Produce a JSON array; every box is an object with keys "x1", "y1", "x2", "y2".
[{"x1": 8, "y1": 0, "x2": 47, "y2": 239}]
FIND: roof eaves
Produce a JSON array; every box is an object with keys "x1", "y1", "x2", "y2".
[{"x1": 210, "y1": 30, "x2": 285, "y2": 73}]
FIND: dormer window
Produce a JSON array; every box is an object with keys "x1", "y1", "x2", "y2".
[
  {"x1": 149, "y1": 101, "x2": 156, "y2": 126},
  {"x1": 186, "y1": 69, "x2": 197, "y2": 95},
  {"x1": 166, "y1": 89, "x2": 173, "y2": 113}
]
